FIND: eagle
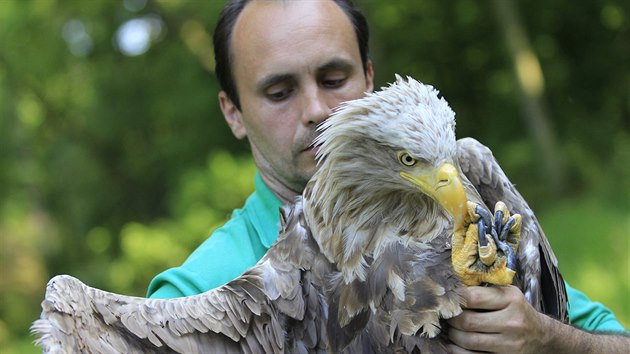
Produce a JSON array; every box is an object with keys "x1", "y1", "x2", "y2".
[{"x1": 32, "y1": 76, "x2": 567, "y2": 353}]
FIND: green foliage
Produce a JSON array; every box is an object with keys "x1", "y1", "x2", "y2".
[
  {"x1": 540, "y1": 195, "x2": 629, "y2": 328},
  {"x1": 1, "y1": 0, "x2": 628, "y2": 349}
]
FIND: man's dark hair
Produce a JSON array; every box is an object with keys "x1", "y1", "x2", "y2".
[{"x1": 213, "y1": 0, "x2": 370, "y2": 110}]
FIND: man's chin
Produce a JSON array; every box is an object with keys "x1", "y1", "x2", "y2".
[{"x1": 297, "y1": 164, "x2": 317, "y2": 185}]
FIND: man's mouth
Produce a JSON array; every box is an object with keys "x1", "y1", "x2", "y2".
[
  {"x1": 304, "y1": 143, "x2": 321, "y2": 154},
  {"x1": 304, "y1": 134, "x2": 322, "y2": 151}
]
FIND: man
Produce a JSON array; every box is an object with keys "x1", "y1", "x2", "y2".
[{"x1": 148, "y1": 0, "x2": 628, "y2": 352}]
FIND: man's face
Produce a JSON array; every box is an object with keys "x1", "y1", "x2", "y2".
[{"x1": 220, "y1": 0, "x2": 373, "y2": 199}]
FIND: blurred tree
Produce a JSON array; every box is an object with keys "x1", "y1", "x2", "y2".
[
  {"x1": 0, "y1": 0, "x2": 628, "y2": 351},
  {"x1": 492, "y1": 0, "x2": 565, "y2": 193}
]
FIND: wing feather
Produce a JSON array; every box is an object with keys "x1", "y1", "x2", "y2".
[
  {"x1": 456, "y1": 137, "x2": 568, "y2": 322},
  {"x1": 32, "y1": 267, "x2": 287, "y2": 353},
  {"x1": 32, "y1": 199, "x2": 334, "y2": 353}
]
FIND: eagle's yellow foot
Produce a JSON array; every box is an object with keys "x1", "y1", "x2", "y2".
[
  {"x1": 476, "y1": 256, "x2": 516, "y2": 285},
  {"x1": 451, "y1": 201, "x2": 521, "y2": 286}
]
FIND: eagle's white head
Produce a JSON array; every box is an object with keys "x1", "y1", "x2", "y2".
[
  {"x1": 315, "y1": 75, "x2": 457, "y2": 170},
  {"x1": 305, "y1": 76, "x2": 468, "y2": 281},
  {"x1": 313, "y1": 75, "x2": 465, "y2": 225}
]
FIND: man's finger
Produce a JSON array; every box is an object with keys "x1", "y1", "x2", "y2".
[
  {"x1": 447, "y1": 308, "x2": 505, "y2": 333},
  {"x1": 445, "y1": 343, "x2": 474, "y2": 354},
  {"x1": 448, "y1": 327, "x2": 502, "y2": 353},
  {"x1": 460, "y1": 285, "x2": 517, "y2": 310}
]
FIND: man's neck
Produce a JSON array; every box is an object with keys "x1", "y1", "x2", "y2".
[{"x1": 259, "y1": 172, "x2": 303, "y2": 205}]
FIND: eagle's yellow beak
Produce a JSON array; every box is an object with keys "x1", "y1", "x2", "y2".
[{"x1": 400, "y1": 163, "x2": 467, "y2": 230}]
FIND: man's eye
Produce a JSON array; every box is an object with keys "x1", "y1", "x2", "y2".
[
  {"x1": 322, "y1": 77, "x2": 346, "y2": 88},
  {"x1": 267, "y1": 87, "x2": 293, "y2": 101}
]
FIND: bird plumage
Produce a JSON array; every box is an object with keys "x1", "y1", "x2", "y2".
[{"x1": 32, "y1": 76, "x2": 567, "y2": 353}]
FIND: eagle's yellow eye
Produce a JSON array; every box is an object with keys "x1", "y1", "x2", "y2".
[{"x1": 398, "y1": 152, "x2": 416, "y2": 166}]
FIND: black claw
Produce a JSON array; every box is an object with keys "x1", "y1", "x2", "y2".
[
  {"x1": 494, "y1": 216, "x2": 517, "y2": 270},
  {"x1": 490, "y1": 225, "x2": 500, "y2": 247},
  {"x1": 499, "y1": 217, "x2": 516, "y2": 241},
  {"x1": 494, "y1": 209, "x2": 504, "y2": 238},
  {"x1": 475, "y1": 206, "x2": 492, "y2": 247},
  {"x1": 476, "y1": 206, "x2": 493, "y2": 230},
  {"x1": 503, "y1": 241, "x2": 517, "y2": 270},
  {"x1": 477, "y1": 216, "x2": 487, "y2": 247}
]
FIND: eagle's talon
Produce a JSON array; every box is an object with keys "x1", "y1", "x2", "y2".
[
  {"x1": 453, "y1": 201, "x2": 521, "y2": 286},
  {"x1": 475, "y1": 205, "x2": 492, "y2": 229},
  {"x1": 490, "y1": 204, "x2": 521, "y2": 273},
  {"x1": 494, "y1": 210, "x2": 504, "y2": 238},
  {"x1": 508, "y1": 214, "x2": 522, "y2": 243},
  {"x1": 475, "y1": 205, "x2": 493, "y2": 248},
  {"x1": 475, "y1": 207, "x2": 498, "y2": 266},
  {"x1": 495, "y1": 232, "x2": 517, "y2": 270},
  {"x1": 494, "y1": 202, "x2": 509, "y2": 231},
  {"x1": 498, "y1": 217, "x2": 515, "y2": 241}
]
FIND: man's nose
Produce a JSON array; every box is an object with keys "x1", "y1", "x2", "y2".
[{"x1": 301, "y1": 88, "x2": 332, "y2": 126}]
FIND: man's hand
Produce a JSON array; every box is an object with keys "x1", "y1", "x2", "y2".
[
  {"x1": 447, "y1": 286, "x2": 630, "y2": 353},
  {"x1": 447, "y1": 285, "x2": 546, "y2": 353}
]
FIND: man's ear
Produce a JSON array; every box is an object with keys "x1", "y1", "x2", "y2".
[
  {"x1": 219, "y1": 91, "x2": 246, "y2": 139},
  {"x1": 365, "y1": 60, "x2": 375, "y2": 93}
]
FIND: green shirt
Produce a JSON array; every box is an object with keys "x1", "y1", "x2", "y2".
[{"x1": 147, "y1": 173, "x2": 627, "y2": 333}]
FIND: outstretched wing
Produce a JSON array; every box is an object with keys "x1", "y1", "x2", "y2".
[
  {"x1": 456, "y1": 137, "x2": 568, "y2": 322},
  {"x1": 32, "y1": 200, "x2": 332, "y2": 354},
  {"x1": 32, "y1": 272, "x2": 281, "y2": 354}
]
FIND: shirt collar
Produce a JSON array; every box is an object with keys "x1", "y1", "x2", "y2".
[{"x1": 248, "y1": 172, "x2": 284, "y2": 248}]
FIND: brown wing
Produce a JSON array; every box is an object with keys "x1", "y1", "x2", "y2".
[
  {"x1": 32, "y1": 200, "x2": 333, "y2": 354},
  {"x1": 32, "y1": 272, "x2": 279, "y2": 353},
  {"x1": 456, "y1": 137, "x2": 568, "y2": 322}
]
